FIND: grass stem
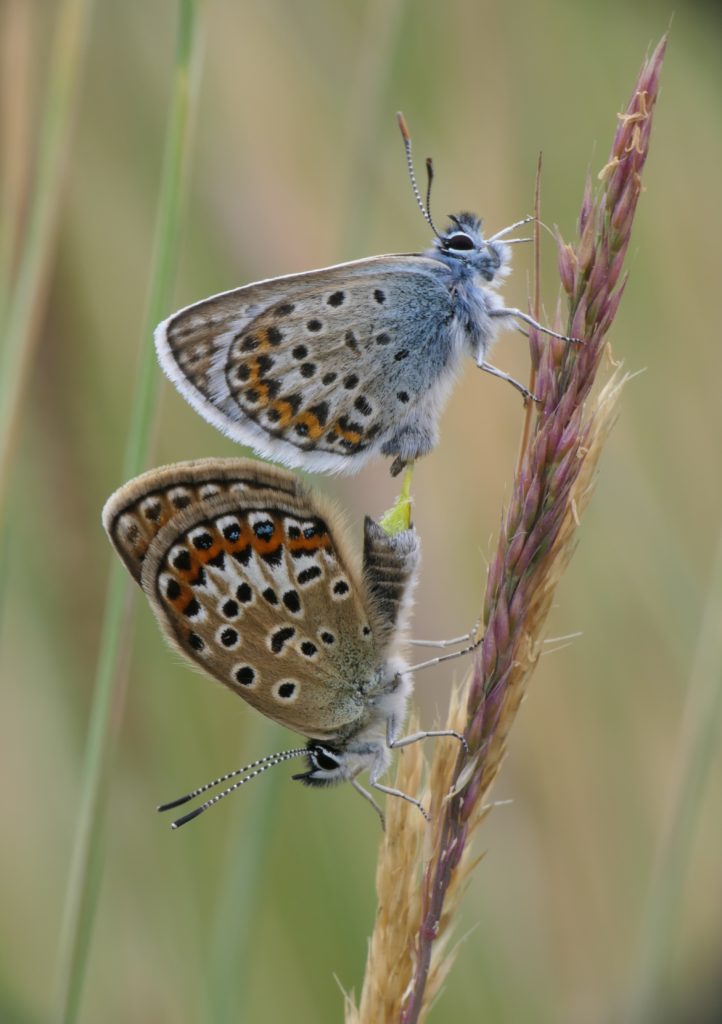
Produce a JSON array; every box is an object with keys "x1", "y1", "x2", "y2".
[{"x1": 51, "y1": 6, "x2": 203, "y2": 1021}]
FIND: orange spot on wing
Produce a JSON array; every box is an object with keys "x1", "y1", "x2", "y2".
[
  {"x1": 215, "y1": 521, "x2": 254, "y2": 560},
  {"x1": 293, "y1": 411, "x2": 324, "y2": 440},
  {"x1": 248, "y1": 517, "x2": 283, "y2": 556},
  {"x1": 287, "y1": 532, "x2": 332, "y2": 556},
  {"x1": 167, "y1": 584, "x2": 194, "y2": 613},
  {"x1": 198, "y1": 538, "x2": 224, "y2": 563},
  {"x1": 329, "y1": 421, "x2": 362, "y2": 446},
  {"x1": 271, "y1": 400, "x2": 295, "y2": 427},
  {"x1": 255, "y1": 327, "x2": 278, "y2": 351}
]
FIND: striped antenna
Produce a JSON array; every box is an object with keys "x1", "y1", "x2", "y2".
[
  {"x1": 157, "y1": 747, "x2": 308, "y2": 829},
  {"x1": 397, "y1": 112, "x2": 442, "y2": 240}
]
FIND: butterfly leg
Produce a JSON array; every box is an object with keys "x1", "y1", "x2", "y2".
[
  {"x1": 370, "y1": 780, "x2": 430, "y2": 822},
  {"x1": 386, "y1": 714, "x2": 468, "y2": 755},
  {"x1": 409, "y1": 621, "x2": 481, "y2": 649},
  {"x1": 477, "y1": 359, "x2": 538, "y2": 403},
  {"x1": 352, "y1": 778, "x2": 387, "y2": 829},
  {"x1": 490, "y1": 306, "x2": 584, "y2": 345},
  {"x1": 406, "y1": 632, "x2": 483, "y2": 673}
]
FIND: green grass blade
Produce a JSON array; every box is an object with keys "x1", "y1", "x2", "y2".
[
  {"x1": 0, "y1": 0, "x2": 94, "y2": 522},
  {"x1": 627, "y1": 527, "x2": 722, "y2": 1022},
  {"x1": 206, "y1": 720, "x2": 285, "y2": 1023},
  {"x1": 51, "y1": 5, "x2": 204, "y2": 1022}
]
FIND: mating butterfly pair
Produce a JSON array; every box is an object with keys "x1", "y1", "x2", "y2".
[{"x1": 105, "y1": 117, "x2": 573, "y2": 825}]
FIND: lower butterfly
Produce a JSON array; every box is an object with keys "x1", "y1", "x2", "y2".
[{"x1": 102, "y1": 457, "x2": 476, "y2": 827}]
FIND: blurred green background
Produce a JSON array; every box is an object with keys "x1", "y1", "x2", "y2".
[{"x1": 1, "y1": 2, "x2": 721, "y2": 1022}]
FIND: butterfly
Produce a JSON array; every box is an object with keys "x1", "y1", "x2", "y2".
[
  {"x1": 102, "y1": 457, "x2": 471, "y2": 827},
  {"x1": 154, "y1": 114, "x2": 577, "y2": 477}
]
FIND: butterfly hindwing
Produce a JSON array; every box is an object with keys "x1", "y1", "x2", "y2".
[
  {"x1": 155, "y1": 257, "x2": 458, "y2": 473},
  {"x1": 103, "y1": 458, "x2": 389, "y2": 740},
  {"x1": 102, "y1": 457, "x2": 300, "y2": 583}
]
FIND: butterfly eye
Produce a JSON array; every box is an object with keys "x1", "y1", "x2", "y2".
[
  {"x1": 446, "y1": 233, "x2": 475, "y2": 251},
  {"x1": 312, "y1": 747, "x2": 341, "y2": 772}
]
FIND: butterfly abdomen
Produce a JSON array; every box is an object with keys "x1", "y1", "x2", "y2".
[{"x1": 362, "y1": 518, "x2": 420, "y2": 648}]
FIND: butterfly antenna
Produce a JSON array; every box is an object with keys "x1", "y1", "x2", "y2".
[
  {"x1": 396, "y1": 112, "x2": 442, "y2": 240},
  {"x1": 157, "y1": 747, "x2": 308, "y2": 829},
  {"x1": 425, "y1": 157, "x2": 436, "y2": 232}
]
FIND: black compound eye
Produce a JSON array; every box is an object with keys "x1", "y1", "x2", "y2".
[
  {"x1": 446, "y1": 233, "x2": 475, "y2": 251},
  {"x1": 313, "y1": 748, "x2": 341, "y2": 772}
]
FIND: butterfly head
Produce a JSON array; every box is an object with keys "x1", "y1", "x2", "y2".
[
  {"x1": 431, "y1": 212, "x2": 511, "y2": 283},
  {"x1": 292, "y1": 736, "x2": 391, "y2": 787}
]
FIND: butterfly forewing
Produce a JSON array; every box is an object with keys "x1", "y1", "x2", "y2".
[
  {"x1": 156, "y1": 257, "x2": 457, "y2": 472},
  {"x1": 103, "y1": 459, "x2": 383, "y2": 739}
]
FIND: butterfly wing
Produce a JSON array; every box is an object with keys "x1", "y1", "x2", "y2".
[
  {"x1": 155, "y1": 256, "x2": 459, "y2": 473},
  {"x1": 103, "y1": 458, "x2": 388, "y2": 740},
  {"x1": 101, "y1": 457, "x2": 299, "y2": 584}
]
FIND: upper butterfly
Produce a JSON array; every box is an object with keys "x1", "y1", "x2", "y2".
[{"x1": 155, "y1": 114, "x2": 577, "y2": 476}]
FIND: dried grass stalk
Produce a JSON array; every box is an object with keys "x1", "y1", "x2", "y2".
[{"x1": 346, "y1": 35, "x2": 667, "y2": 1024}]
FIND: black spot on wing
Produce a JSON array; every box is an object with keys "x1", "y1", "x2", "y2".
[
  {"x1": 354, "y1": 395, "x2": 372, "y2": 416},
  {"x1": 220, "y1": 627, "x2": 239, "y2": 648},
  {"x1": 309, "y1": 402, "x2": 329, "y2": 426},
  {"x1": 271, "y1": 626, "x2": 295, "y2": 653},
  {"x1": 235, "y1": 665, "x2": 255, "y2": 686},
  {"x1": 297, "y1": 566, "x2": 322, "y2": 585}
]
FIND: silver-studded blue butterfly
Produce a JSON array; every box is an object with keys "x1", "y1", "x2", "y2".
[
  {"x1": 102, "y1": 457, "x2": 473, "y2": 826},
  {"x1": 155, "y1": 115, "x2": 575, "y2": 476}
]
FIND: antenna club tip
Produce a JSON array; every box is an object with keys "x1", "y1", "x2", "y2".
[{"x1": 396, "y1": 111, "x2": 410, "y2": 140}]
